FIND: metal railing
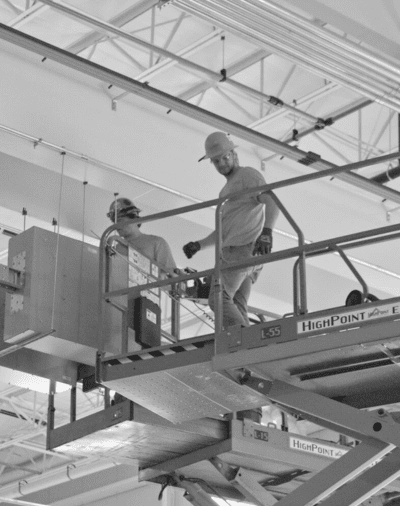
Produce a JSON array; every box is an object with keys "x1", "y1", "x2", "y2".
[{"x1": 98, "y1": 149, "x2": 400, "y2": 356}]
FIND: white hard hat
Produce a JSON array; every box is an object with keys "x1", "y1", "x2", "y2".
[{"x1": 199, "y1": 131, "x2": 238, "y2": 161}]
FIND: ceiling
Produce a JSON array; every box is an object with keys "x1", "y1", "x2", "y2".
[{"x1": 0, "y1": 0, "x2": 400, "y2": 504}]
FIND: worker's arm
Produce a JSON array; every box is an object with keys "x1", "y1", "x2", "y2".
[
  {"x1": 183, "y1": 231, "x2": 216, "y2": 259},
  {"x1": 257, "y1": 192, "x2": 280, "y2": 228},
  {"x1": 254, "y1": 192, "x2": 280, "y2": 255}
]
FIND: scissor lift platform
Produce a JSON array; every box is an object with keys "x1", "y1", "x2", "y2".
[
  {"x1": 88, "y1": 297, "x2": 400, "y2": 505},
  {"x1": 98, "y1": 297, "x2": 400, "y2": 423},
  {"x1": 48, "y1": 399, "x2": 400, "y2": 505}
]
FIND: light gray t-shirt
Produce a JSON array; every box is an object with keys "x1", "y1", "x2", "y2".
[
  {"x1": 219, "y1": 166, "x2": 266, "y2": 247},
  {"x1": 127, "y1": 234, "x2": 176, "y2": 272}
]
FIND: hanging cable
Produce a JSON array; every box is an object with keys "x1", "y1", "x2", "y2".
[
  {"x1": 50, "y1": 151, "x2": 66, "y2": 331},
  {"x1": 220, "y1": 35, "x2": 226, "y2": 81},
  {"x1": 113, "y1": 192, "x2": 119, "y2": 224},
  {"x1": 22, "y1": 207, "x2": 27, "y2": 231},
  {"x1": 77, "y1": 180, "x2": 89, "y2": 340}
]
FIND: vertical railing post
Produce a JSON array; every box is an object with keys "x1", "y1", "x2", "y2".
[
  {"x1": 293, "y1": 258, "x2": 300, "y2": 315},
  {"x1": 171, "y1": 284, "x2": 180, "y2": 341},
  {"x1": 268, "y1": 192, "x2": 308, "y2": 315},
  {"x1": 214, "y1": 200, "x2": 225, "y2": 340},
  {"x1": 70, "y1": 385, "x2": 76, "y2": 423},
  {"x1": 46, "y1": 379, "x2": 56, "y2": 450}
]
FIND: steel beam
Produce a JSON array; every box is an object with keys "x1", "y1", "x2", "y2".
[
  {"x1": 268, "y1": 439, "x2": 392, "y2": 506},
  {"x1": 39, "y1": 0, "x2": 318, "y2": 122},
  {"x1": 66, "y1": 0, "x2": 160, "y2": 54},
  {"x1": 319, "y1": 448, "x2": 400, "y2": 506},
  {"x1": 175, "y1": 0, "x2": 400, "y2": 111},
  {"x1": 178, "y1": 49, "x2": 271, "y2": 102},
  {"x1": 8, "y1": 2, "x2": 48, "y2": 28},
  {"x1": 232, "y1": 468, "x2": 278, "y2": 506},
  {"x1": 2, "y1": 24, "x2": 400, "y2": 204},
  {"x1": 139, "y1": 439, "x2": 232, "y2": 482},
  {"x1": 210, "y1": 458, "x2": 277, "y2": 506},
  {"x1": 174, "y1": 476, "x2": 217, "y2": 506},
  {"x1": 244, "y1": 378, "x2": 400, "y2": 446}
]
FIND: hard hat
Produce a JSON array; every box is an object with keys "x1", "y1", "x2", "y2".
[
  {"x1": 199, "y1": 131, "x2": 238, "y2": 162},
  {"x1": 107, "y1": 198, "x2": 141, "y2": 223}
]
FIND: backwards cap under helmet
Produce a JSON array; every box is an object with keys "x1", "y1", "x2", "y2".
[{"x1": 107, "y1": 198, "x2": 141, "y2": 223}]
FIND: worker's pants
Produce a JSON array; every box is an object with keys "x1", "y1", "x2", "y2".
[{"x1": 208, "y1": 243, "x2": 261, "y2": 329}]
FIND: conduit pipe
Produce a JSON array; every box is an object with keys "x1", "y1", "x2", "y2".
[
  {"x1": 177, "y1": 0, "x2": 400, "y2": 82},
  {"x1": 244, "y1": 0, "x2": 400, "y2": 81},
  {"x1": 0, "y1": 123, "x2": 203, "y2": 205},
  {"x1": 0, "y1": 457, "x2": 119, "y2": 499},
  {"x1": 252, "y1": 0, "x2": 400, "y2": 76},
  {"x1": 38, "y1": 0, "x2": 319, "y2": 124},
  {"x1": 205, "y1": 2, "x2": 399, "y2": 89},
  {"x1": 176, "y1": 0, "x2": 400, "y2": 112}
]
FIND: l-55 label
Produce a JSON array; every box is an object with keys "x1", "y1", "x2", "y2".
[{"x1": 262, "y1": 325, "x2": 281, "y2": 339}]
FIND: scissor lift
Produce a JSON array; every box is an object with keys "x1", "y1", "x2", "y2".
[{"x1": 48, "y1": 163, "x2": 400, "y2": 506}]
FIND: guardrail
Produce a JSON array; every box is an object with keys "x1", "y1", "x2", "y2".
[{"x1": 98, "y1": 150, "x2": 400, "y2": 355}]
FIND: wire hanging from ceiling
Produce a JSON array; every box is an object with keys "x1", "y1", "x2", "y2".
[{"x1": 50, "y1": 151, "x2": 66, "y2": 331}]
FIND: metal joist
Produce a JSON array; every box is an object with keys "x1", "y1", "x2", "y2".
[
  {"x1": 38, "y1": 0, "x2": 318, "y2": 123},
  {"x1": 1, "y1": 24, "x2": 400, "y2": 203},
  {"x1": 175, "y1": 0, "x2": 400, "y2": 112}
]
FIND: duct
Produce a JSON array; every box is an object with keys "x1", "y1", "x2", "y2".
[
  {"x1": 2, "y1": 24, "x2": 400, "y2": 205},
  {"x1": 175, "y1": 0, "x2": 400, "y2": 112},
  {"x1": 38, "y1": 0, "x2": 319, "y2": 124}
]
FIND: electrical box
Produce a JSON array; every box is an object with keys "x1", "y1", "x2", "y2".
[
  {"x1": 3, "y1": 227, "x2": 124, "y2": 364},
  {"x1": 129, "y1": 296, "x2": 161, "y2": 348}
]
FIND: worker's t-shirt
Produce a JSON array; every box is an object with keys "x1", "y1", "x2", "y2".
[
  {"x1": 127, "y1": 234, "x2": 177, "y2": 273},
  {"x1": 219, "y1": 166, "x2": 266, "y2": 247}
]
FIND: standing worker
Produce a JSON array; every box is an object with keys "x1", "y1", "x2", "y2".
[
  {"x1": 107, "y1": 197, "x2": 177, "y2": 273},
  {"x1": 183, "y1": 132, "x2": 279, "y2": 330}
]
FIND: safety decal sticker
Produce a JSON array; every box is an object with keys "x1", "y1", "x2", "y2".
[
  {"x1": 297, "y1": 301, "x2": 400, "y2": 334},
  {"x1": 104, "y1": 339, "x2": 212, "y2": 366},
  {"x1": 289, "y1": 437, "x2": 349, "y2": 459}
]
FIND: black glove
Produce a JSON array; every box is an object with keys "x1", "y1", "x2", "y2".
[
  {"x1": 183, "y1": 241, "x2": 201, "y2": 259},
  {"x1": 253, "y1": 227, "x2": 273, "y2": 255}
]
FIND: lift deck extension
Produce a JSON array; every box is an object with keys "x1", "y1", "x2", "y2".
[{"x1": 97, "y1": 334, "x2": 269, "y2": 424}]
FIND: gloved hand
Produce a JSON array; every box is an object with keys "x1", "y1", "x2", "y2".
[
  {"x1": 183, "y1": 241, "x2": 201, "y2": 259},
  {"x1": 253, "y1": 227, "x2": 273, "y2": 255}
]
